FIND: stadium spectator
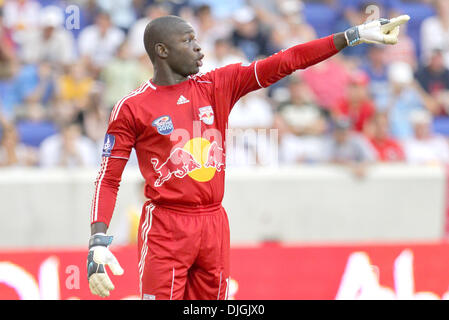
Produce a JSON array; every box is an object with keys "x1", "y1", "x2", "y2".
[
  {"x1": 100, "y1": 41, "x2": 150, "y2": 109},
  {"x1": 201, "y1": 38, "x2": 245, "y2": 73},
  {"x1": 57, "y1": 61, "x2": 94, "y2": 111},
  {"x1": 383, "y1": 9, "x2": 417, "y2": 69},
  {"x1": 420, "y1": 0, "x2": 449, "y2": 69},
  {"x1": 78, "y1": 11, "x2": 125, "y2": 70},
  {"x1": 19, "y1": 5, "x2": 76, "y2": 65},
  {"x1": 403, "y1": 109, "x2": 449, "y2": 165},
  {"x1": 2, "y1": 0, "x2": 41, "y2": 38},
  {"x1": 39, "y1": 122, "x2": 98, "y2": 168},
  {"x1": 13, "y1": 101, "x2": 58, "y2": 148},
  {"x1": 189, "y1": 0, "x2": 246, "y2": 20},
  {"x1": 227, "y1": 89, "x2": 275, "y2": 167},
  {"x1": 0, "y1": 63, "x2": 40, "y2": 121},
  {"x1": 24, "y1": 61, "x2": 56, "y2": 107},
  {"x1": 127, "y1": 3, "x2": 172, "y2": 59},
  {"x1": 231, "y1": 6, "x2": 275, "y2": 61},
  {"x1": 323, "y1": 117, "x2": 377, "y2": 177},
  {"x1": 270, "y1": 0, "x2": 316, "y2": 50},
  {"x1": 0, "y1": 120, "x2": 38, "y2": 167},
  {"x1": 76, "y1": 85, "x2": 108, "y2": 147},
  {"x1": 278, "y1": 76, "x2": 327, "y2": 137},
  {"x1": 96, "y1": 0, "x2": 136, "y2": 32},
  {"x1": 365, "y1": 112, "x2": 405, "y2": 162},
  {"x1": 360, "y1": 45, "x2": 389, "y2": 106},
  {"x1": 415, "y1": 49, "x2": 449, "y2": 115},
  {"x1": 378, "y1": 61, "x2": 433, "y2": 139},
  {"x1": 0, "y1": 6, "x2": 17, "y2": 80},
  {"x1": 301, "y1": 56, "x2": 351, "y2": 111},
  {"x1": 278, "y1": 76, "x2": 328, "y2": 164},
  {"x1": 334, "y1": 70, "x2": 375, "y2": 132},
  {"x1": 192, "y1": 5, "x2": 232, "y2": 57}
]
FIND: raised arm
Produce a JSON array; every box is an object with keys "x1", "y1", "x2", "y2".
[{"x1": 209, "y1": 15, "x2": 411, "y2": 112}]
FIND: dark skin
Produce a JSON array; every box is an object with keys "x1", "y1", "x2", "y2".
[{"x1": 90, "y1": 19, "x2": 348, "y2": 236}]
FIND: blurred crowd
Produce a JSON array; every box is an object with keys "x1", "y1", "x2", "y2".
[{"x1": 0, "y1": 0, "x2": 449, "y2": 173}]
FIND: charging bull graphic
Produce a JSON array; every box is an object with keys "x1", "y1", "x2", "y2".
[
  {"x1": 204, "y1": 141, "x2": 225, "y2": 172},
  {"x1": 151, "y1": 148, "x2": 201, "y2": 187}
]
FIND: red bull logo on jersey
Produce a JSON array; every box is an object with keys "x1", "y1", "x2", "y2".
[
  {"x1": 152, "y1": 115, "x2": 174, "y2": 135},
  {"x1": 151, "y1": 138, "x2": 225, "y2": 187},
  {"x1": 151, "y1": 148, "x2": 201, "y2": 187},
  {"x1": 204, "y1": 141, "x2": 225, "y2": 172},
  {"x1": 198, "y1": 106, "x2": 214, "y2": 125}
]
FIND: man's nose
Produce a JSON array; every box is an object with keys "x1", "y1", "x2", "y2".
[{"x1": 194, "y1": 41, "x2": 202, "y2": 52}]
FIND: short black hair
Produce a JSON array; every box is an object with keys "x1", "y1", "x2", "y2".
[{"x1": 143, "y1": 15, "x2": 186, "y2": 63}]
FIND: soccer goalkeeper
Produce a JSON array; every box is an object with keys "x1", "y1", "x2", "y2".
[{"x1": 87, "y1": 14, "x2": 410, "y2": 299}]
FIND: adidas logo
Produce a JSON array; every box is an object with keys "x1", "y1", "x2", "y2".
[{"x1": 177, "y1": 95, "x2": 190, "y2": 105}]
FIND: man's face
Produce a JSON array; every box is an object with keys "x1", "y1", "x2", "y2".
[{"x1": 164, "y1": 22, "x2": 204, "y2": 77}]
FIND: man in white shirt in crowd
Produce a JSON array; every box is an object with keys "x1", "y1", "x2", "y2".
[
  {"x1": 39, "y1": 122, "x2": 97, "y2": 168},
  {"x1": 403, "y1": 109, "x2": 449, "y2": 165},
  {"x1": 420, "y1": 0, "x2": 449, "y2": 69},
  {"x1": 20, "y1": 5, "x2": 76, "y2": 65},
  {"x1": 78, "y1": 11, "x2": 125, "y2": 69}
]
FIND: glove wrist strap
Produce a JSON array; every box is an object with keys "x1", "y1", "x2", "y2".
[
  {"x1": 345, "y1": 26, "x2": 361, "y2": 46},
  {"x1": 89, "y1": 234, "x2": 113, "y2": 249}
]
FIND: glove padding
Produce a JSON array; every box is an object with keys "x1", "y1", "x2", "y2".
[
  {"x1": 87, "y1": 234, "x2": 124, "y2": 298},
  {"x1": 345, "y1": 15, "x2": 411, "y2": 46}
]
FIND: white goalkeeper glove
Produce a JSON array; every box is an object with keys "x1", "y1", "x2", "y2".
[
  {"x1": 87, "y1": 233, "x2": 124, "y2": 298},
  {"x1": 344, "y1": 14, "x2": 411, "y2": 46}
]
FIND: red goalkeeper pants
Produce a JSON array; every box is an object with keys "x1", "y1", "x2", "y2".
[{"x1": 137, "y1": 200, "x2": 230, "y2": 300}]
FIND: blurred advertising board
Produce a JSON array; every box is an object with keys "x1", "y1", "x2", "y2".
[{"x1": 1, "y1": 243, "x2": 449, "y2": 300}]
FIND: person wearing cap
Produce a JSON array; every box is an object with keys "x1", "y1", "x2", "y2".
[
  {"x1": 323, "y1": 116, "x2": 377, "y2": 177},
  {"x1": 334, "y1": 70, "x2": 375, "y2": 132},
  {"x1": 230, "y1": 6, "x2": 275, "y2": 61},
  {"x1": 402, "y1": 109, "x2": 449, "y2": 165},
  {"x1": 19, "y1": 5, "x2": 76, "y2": 65},
  {"x1": 379, "y1": 61, "x2": 437, "y2": 139}
]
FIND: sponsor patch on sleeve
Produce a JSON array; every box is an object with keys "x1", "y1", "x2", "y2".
[{"x1": 102, "y1": 134, "x2": 116, "y2": 157}]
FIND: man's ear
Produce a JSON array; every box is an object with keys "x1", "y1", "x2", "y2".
[{"x1": 155, "y1": 43, "x2": 168, "y2": 59}]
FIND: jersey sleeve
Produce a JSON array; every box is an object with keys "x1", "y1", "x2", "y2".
[
  {"x1": 210, "y1": 35, "x2": 339, "y2": 115},
  {"x1": 90, "y1": 102, "x2": 137, "y2": 227}
]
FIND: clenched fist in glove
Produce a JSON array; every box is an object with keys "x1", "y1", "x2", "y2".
[
  {"x1": 87, "y1": 233, "x2": 124, "y2": 298},
  {"x1": 345, "y1": 15, "x2": 411, "y2": 46}
]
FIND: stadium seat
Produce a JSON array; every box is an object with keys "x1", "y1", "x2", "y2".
[
  {"x1": 303, "y1": 2, "x2": 338, "y2": 38},
  {"x1": 432, "y1": 117, "x2": 449, "y2": 137},
  {"x1": 16, "y1": 121, "x2": 59, "y2": 148},
  {"x1": 393, "y1": 1, "x2": 435, "y2": 58}
]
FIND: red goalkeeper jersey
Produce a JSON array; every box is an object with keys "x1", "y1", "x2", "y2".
[{"x1": 90, "y1": 35, "x2": 339, "y2": 226}]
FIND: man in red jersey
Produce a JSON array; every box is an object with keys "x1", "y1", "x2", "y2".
[
  {"x1": 367, "y1": 112, "x2": 405, "y2": 162},
  {"x1": 87, "y1": 14, "x2": 410, "y2": 299}
]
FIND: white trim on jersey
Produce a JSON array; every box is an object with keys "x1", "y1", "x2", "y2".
[
  {"x1": 170, "y1": 267, "x2": 175, "y2": 300},
  {"x1": 110, "y1": 81, "x2": 151, "y2": 122},
  {"x1": 217, "y1": 271, "x2": 223, "y2": 300},
  {"x1": 254, "y1": 61, "x2": 263, "y2": 88},
  {"x1": 91, "y1": 157, "x2": 109, "y2": 223},
  {"x1": 139, "y1": 203, "x2": 154, "y2": 298},
  {"x1": 148, "y1": 80, "x2": 156, "y2": 90}
]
